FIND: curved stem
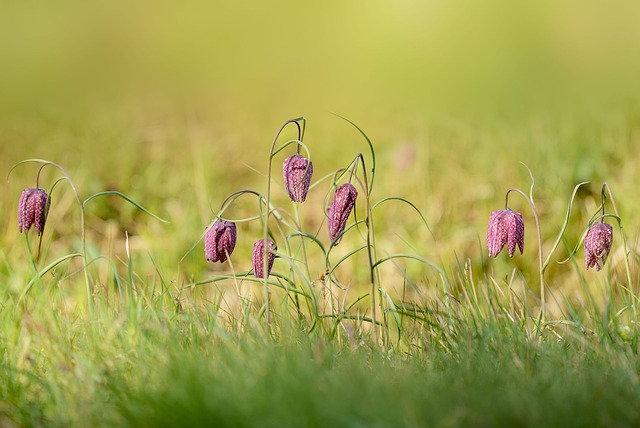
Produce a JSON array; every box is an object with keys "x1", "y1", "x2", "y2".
[
  {"x1": 291, "y1": 203, "x2": 311, "y2": 326},
  {"x1": 36, "y1": 164, "x2": 47, "y2": 189},
  {"x1": 602, "y1": 183, "x2": 635, "y2": 319},
  {"x1": 297, "y1": 118, "x2": 306, "y2": 154},
  {"x1": 263, "y1": 117, "x2": 305, "y2": 332},
  {"x1": 24, "y1": 233, "x2": 45, "y2": 294},
  {"x1": 352, "y1": 153, "x2": 384, "y2": 346},
  {"x1": 13, "y1": 159, "x2": 92, "y2": 314},
  {"x1": 506, "y1": 187, "x2": 545, "y2": 326},
  {"x1": 332, "y1": 113, "x2": 377, "y2": 194},
  {"x1": 218, "y1": 190, "x2": 264, "y2": 215},
  {"x1": 542, "y1": 181, "x2": 590, "y2": 273}
]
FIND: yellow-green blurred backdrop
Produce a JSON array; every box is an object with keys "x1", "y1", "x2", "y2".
[{"x1": 2, "y1": 1, "x2": 640, "y2": 294}]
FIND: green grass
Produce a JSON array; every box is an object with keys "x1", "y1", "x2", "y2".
[
  {"x1": 3, "y1": 291, "x2": 640, "y2": 427},
  {"x1": 3, "y1": 2, "x2": 640, "y2": 427},
  {"x1": 110, "y1": 332, "x2": 640, "y2": 428}
]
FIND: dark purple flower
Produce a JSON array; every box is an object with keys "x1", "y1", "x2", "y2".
[
  {"x1": 18, "y1": 188, "x2": 50, "y2": 235},
  {"x1": 252, "y1": 238, "x2": 277, "y2": 278},
  {"x1": 487, "y1": 209, "x2": 524, "y2": 257},
  {"x1": 283, "y1": 154, "x2": 313, "y2": 202},
  {"x1": 327, "y1": 183, "x2": 358, "y2": 245},
  {"x1": 584, "y1": 222, "x2": 613, "y2": 271},
  {"x1": 204, "y1": 220, "x2": 237, "y2": 263}
]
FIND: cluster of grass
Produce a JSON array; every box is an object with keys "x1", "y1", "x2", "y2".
[
  {"x1": 3, "y1": 283, "x2": 640, "y2": 427},
  {"x1": 2, "y1": 112, "x2": 640, "y2": 427}
]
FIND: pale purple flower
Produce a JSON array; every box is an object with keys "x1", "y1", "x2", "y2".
[
  {"x1": 327, "y1": 183, "x2": 358, "y2": 245},
  {"x1": 18, "y1": 188, "x2": 50, "y2": 235},
  {"x1": 252, "y1": 238, "x2": 277, "y2": 278},
  {"x1": 584, "y1": 222, "x2": 613, "y2": 271},
  {"x1": 204, "y1": 220, "x2": 237, "y2": 263},
  {"x1": 283, "y1": 154, "x2": 313, "y2": 202},
  {"x1": 487, "y1": 209, "x2": 524, "y2": 257}
]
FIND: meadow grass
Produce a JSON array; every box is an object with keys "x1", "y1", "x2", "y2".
[
  {"x1": 2, "y1": 96, "x2": 640, "y2": 424},
  {"x1": 3, "y1": 278, "x2": 640, "y2": 427},
  {"x1": 2, "y1": 110, "x2": 640, "y2": 427},
  {"x1": 3, "y1": 2, "x2": 640, "y2": 427}
]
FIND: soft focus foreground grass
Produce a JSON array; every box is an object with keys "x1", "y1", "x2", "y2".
[
  {"x1": 3, "y1": 1, "x2": 640, "y2": 426},
  {"x1": 3, "y1": 292, "x2": 640, "y2": 427}
]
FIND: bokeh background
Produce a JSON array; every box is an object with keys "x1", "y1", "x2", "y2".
[{"x1": 2, "y1": 1, "x2": 640, "y2": 300}]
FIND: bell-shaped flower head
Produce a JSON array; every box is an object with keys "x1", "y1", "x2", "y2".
[
  {"x1": 18, "y1": 188, "x2": 50, "y2": 235},
  {"x1": 204, "y1": 220, "x2": 237, "y2": 263},
  {"x1": 584, "y1": 222, "x2": 613, "y2": 271},
  {"x1": 327, "y1": 183, "x2": 358, "y2": 245},
  {"x1": 283, "y1": 154, "x2": 313, "y2": 202},
  {"x1": 252, "y1": 238, "x2": 277, "y2": 278},
  {"x1": 487, "y1": 209, "x2": 524, "y2": 257}
]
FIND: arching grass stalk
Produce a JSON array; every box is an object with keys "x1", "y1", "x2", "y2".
[
  {"x1": 83, "y1": 191, "x2": 166, "y2": 309},
  {"x1": 370, "y1": 195, "x2": 443, "y2": 340},
  {"x1": 18, "y1": 253, "x2": 83, "y2": 305},
  {"x1": 541, "y1": 182, "x2": 590, "y2": 274},
  {"x1": 263, "y1": 117, "x2": 305, "y2": 332}
]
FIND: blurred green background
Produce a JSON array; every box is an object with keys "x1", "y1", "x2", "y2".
[{"x1": 2, "y1": 1, "x2": 640, "y2": 296}]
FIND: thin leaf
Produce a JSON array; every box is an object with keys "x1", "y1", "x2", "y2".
[
  {"x1": 286, "y1": 232, "x2": 327, "y2": 254},
  {"x1": 332, "y1": 113, "x2": 376, "y2": 193},
  {"x1": 19, "y1": 253, "x2": 83, "y2": 303},
  {"x1": 186, "y1": 272, "x2": 311, "y2": 298},
  {"x1": 372, "y1": 196, "x2": 433, "y2": 237},
  {"x1": 83, "y1": 191, "x2": 169, "y2": 223},
  {"x1": 542, "y1": 181, "x2": 590, "y2": 272},
  {"x1": 558, "y1": 213, "x2": 620, "y2": 265},
  {"x1": 372, "y1": 253, "x2": 450, "y2": 296},
  {"x1": 327, "y1": 244, "x2": 368, "y2": 276}
]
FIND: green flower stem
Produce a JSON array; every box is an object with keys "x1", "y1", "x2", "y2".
[
  {"x1": 602, "y1": 183, "x2": 635, "y2": 322},
  {"x1": 353, "y1": 153, "x2": 384, "y2": 346},
  {"x1": 13, "y1": 159, "x2": 93, "y2": 314},
  {"x1": 506, "y1": 188, "x2": 545, "y2": 328},
  {"x1": 264, "y1": 117, "x2": 304, "y2": 332},
  {"x1": 24, "y1": 233, "x2": 44, "y2": 296}
]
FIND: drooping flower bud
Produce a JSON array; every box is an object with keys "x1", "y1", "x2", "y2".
[
  {"x1": 283, "y1": 154, "x2": 313, "y2": 202},
  {"x1": 584, "y1": 222, "x2": 613, "y2": 271},
  {"x1": 204, "y1": 220, "x2": 237, "y2": 263},
  {"x1": 18, "y1": 188, "x2": 50, "y2": 235},
  {"x1": 327, "y1": 183, "x2": 358, "y2": 245},
  {"x1": 487, "y1": 209, "x2": 524, "y2": 257},
  {"x1": 252, "y1": 238, "x2": 277, "y2": 278}
]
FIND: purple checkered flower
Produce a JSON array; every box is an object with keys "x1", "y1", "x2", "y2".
[
  {"x1": 584, "y1": 222, "x2": 613, "y2": 271},
  {"x1": 204, "y1": 220, "x2": 237, "y2": 263},
  {"x1": 18, "y1": 188, "x2": 50, "y2": 235},
  {"x1": 252, "y1": 238, "x2": 277, "y2": 278},
  {"x1": 487, "y1": 209, "x2": 524, "y2": 257},
  {"x1": 283, "y1": 154, "x2": 313, "y2": 202},
  {"x1": 327, "y1": 183, "x2": 358, "y2": 245}
]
